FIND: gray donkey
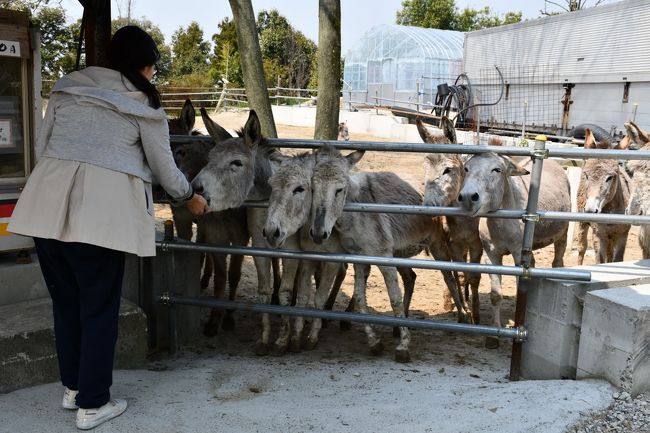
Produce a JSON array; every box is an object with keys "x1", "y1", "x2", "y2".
[
  {"x1": 264, "y1": 151, "x2": 415, "y2": 352},
  {"x1": 575, "y1": 128, "x2": 631, "y2": 264},
  {"x1": 309, "y1": 145, "x2": 465, "y2": 363},
  {"x1": 417, "y1": 117, "x2": 483, "y2": 324},
  {"x1": 192, "y1": 111, "x2": 345, "y2": 355},
  {"x1": 168, "y1": 100, "x2": 249, "y2": 336},
  {"x1": 458, "y1": 147, "x2": 570, "y2": 347}
]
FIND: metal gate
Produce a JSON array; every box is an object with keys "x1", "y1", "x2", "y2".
[{"x1": 160, "y1": 134, "x2": 650, "y2": 380}]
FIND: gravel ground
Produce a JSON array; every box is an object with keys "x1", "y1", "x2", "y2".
[{"x1": 566, "y1": 391, "x2": 650, "y2": 433}]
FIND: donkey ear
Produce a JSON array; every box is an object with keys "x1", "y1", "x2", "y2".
[
  {"x1": 583, "y1": 128, "x2": 596, "y2": 149},
  {"x1": 180, "y1": 99, "x2": 195, "y2": 132},
  {"x1": 244, "y1": 110, "x2": 262, "y2": 149},
  {"x1": 200, "y1": 107, "x2": 232, "y2": 143},
  {"x1": 505, "y1": 158, "x2": 529, "y2": 176},
  {"x1": 345, "y1": 150, "x2": 365, "y2": 167},
  {"x1": 626, "y1": 121, "x2": 650, "y2": 145},
  {"x1": 440, "y1": 116, "x2": 457, "y2": 144},
  {"x1": 416, "y1": 117, "x2": 435, "y2": 143}
]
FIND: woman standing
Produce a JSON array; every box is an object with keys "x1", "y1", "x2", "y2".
[{"x1": 8, "y1": 26, "x2": 207, "y2": 430}]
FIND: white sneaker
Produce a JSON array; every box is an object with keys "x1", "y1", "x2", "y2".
[
  {"x1": 62, "y1": 387, "x2": 78, "y2": 410},
  {"x1": 76, "y1": 399, "x2": 127, "y2": 430}
]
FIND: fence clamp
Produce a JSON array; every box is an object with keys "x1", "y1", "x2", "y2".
[
  {"x1": 521, "y1": 213, "x2": 540, "y2": 223},
  {"x1": 160, "y1": 241, "x2": 169, "y2": 253},
  {"x1": 160, "y1": 292, "x2": 171, "y2": 306},
  {"x1": 532, "y1": 148, "x2": 549, "y2": 159},
  {"x1": 513, "y1": 326, "x2": 528, "y2": 343},
  {"x1": 521, "y1": 264, "x2": 532, "y2": 280}
]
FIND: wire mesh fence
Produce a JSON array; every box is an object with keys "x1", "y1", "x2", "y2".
[{"x1": 475, "y1": 64, "x2": 563, "y2": 135}]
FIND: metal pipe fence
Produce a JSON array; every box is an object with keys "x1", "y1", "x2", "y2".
[{"x1": 159, "y1": 133, "x2": 650, "y2": 379}]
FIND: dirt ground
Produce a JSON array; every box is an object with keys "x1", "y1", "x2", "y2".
[{"x1": 157, "y1": 109, "x2": 645, "y2": 345}]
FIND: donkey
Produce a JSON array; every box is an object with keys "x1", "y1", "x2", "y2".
[
  {"x1": 168, "y1": 100, "x2": 249, "y2": 336},
  {"x1": 192, "y1": 111, "x2": 348, "y2": 355},
  {"x1": 309, "y1": 145, "x2": 466, "y2": 363},
  {"x1": 417, "y1": 117, "x2": 483, "y2": 324},
  {"x1": 337, "y1": 122, "x2": 350, "y2": 141},
  {"x1": 624, "y1": 122, "x2": 650, "y2": 260},
  {"x1": 575, "y1": 128, "x2": 631, "y2": 264},
  {"x1": 264, "y1": 152, "x2": 417, "y2": 352},
  {"x1": 458, "y1": 147, "x2": 570, "y2": 347}
]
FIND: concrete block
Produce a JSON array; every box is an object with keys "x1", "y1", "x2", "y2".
[
  {"x1": 0, "y1": 253, "x2": 48, "y2": 306},
  {"x1": 521, "y1": 260, "x2": 650, "y2": 380},
  {"x1": 577, "y1": 285, "x2": 650, "y2": 396},
  {"x1": 0, "y1": 297, "x2": 147, "y2": 394}
]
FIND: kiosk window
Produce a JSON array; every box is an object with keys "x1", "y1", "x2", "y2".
[{"x1": 0, "y1": 57, "x2": 25, "y2": 178}]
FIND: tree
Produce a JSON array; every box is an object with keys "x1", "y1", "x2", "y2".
[
  {"x1": 540, "y1": 0, "x2": 606, "y2": 15},
  {"x1": 455, "y1": 7, "x2": 522, "y2": 31},
  {"x1": 32, "y1": 6, "x2": 76, "y2": 79},
  {"x1": 396, "y1": 0, "x2": 456, "y2": 30},
  {"x1": 395, "y1": 0, "x2": 522, "y2": 31},
  {"x1": 314, "y1": 0, "x2": 341, "y2": 140},
  {"x1": 210, "y1": 17, "x2": 243, "y2": 87},
  {"x1": 229, "y1": 0, "x2": 277, "y2": 138},
  {"x1": 112, "y1": 17, "x2": 172, "y2": 80},
  {"x1": 170, "y1": 21, "x2": 210, "y2": 77},
  {"x1": 257, "y1": 9, "x2": 317, "y2": 90}
]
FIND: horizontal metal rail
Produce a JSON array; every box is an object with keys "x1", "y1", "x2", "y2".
[
  {"x1": 168, "y1": 135, "x2": 650, "y2": 160},
  {"x1": 240, "y1": 201, "x2": 650, "y2": 225},
  {"x1": 156, "y1": 240, "x2": 591, "y2": 281},
  {"x1": 160, "y1": 295, "x2": 526, "y2": 341}
]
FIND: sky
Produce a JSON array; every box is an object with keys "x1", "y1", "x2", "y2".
[{"x1": 57, "y1": 1, "x2": 590, "y2": 53}]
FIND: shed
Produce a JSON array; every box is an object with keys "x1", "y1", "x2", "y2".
[{"x1": 343, "y1": 24, "x2": 464, "y2": 111}]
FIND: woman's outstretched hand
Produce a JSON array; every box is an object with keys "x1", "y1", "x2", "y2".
[{"x1": 186, "y1": 194, "x2": 208, "y2": 216}]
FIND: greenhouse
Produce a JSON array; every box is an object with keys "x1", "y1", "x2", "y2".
[{"x1": 343, "y1": 24, "x2": 464, "y2": 111}]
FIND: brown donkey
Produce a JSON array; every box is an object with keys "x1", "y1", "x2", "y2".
[{"x1": 575, "y1": 128, "x2": 631, "y2": 264}]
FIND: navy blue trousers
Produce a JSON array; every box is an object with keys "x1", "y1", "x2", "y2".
[{"x1": 34, "y1": 238, "x2": 124, "y2": 409}]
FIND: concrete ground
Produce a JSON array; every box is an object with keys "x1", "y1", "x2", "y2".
[{"x1": 0, "y1": 346, "x2": 614, "y2": 433}]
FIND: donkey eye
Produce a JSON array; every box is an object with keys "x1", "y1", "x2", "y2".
[
  {"x1": 605, "y1": 175, "x2": 613, "y2": 182},
  {"x1": 443, "y1": 167, "x2": 451, "y2": 175},
  {"x1": 293, "y1": 186, "x2": 305, "y2": 194},
  {"x1": 231, "y1": 160, "x2": 243, "y2": 167},
  {"x1": 492, "y1": 168, "x2": 502, "y2": 173},
  {"x1": 464, "y1": 167, "x2": 469, "y2": 173},
  {"x1": 335, "y1": 188, "x2": 344, "y2": 196}
]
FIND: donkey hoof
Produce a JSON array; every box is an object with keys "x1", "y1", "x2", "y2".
[
  {"x1": 340, "y1": 321, "x2": 352, "y2": 331},
  {"x1": 395, "y1": 349, "x2": 411, "y2": 363},
  {"x1": 369, "y1": 341, "x2": 384, "y2": 356},
  {"x1": 458, "y1": 312, "x2": 473, "y2": 325},
  {"x1": 273, "y1": 342, "x2": 288, "y2": 356},
  {"x1": 485, "y1": 336, "x2": 500, "y2": 349},
  {"x1": 254, "y1": 342, "x2": 270, "y2": 356},
  {"x1": 304, "y1": 338, "x2": 318, "y2": 351},
  {"x1": 203, "y1": 321, "x2": 220, "y2": 338},
  {"x1": 289, "y1": 339, "x2": 302, "y2": 353},
  {"x1": 221, "y1": 316, "x2": 236, "y2": 332}
]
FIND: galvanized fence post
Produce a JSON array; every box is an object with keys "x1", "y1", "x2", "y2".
[
  {"x1": 161, "y1": 219, "x2": 178, "y2": 355},
  {"x1": 510, "y1": 135, "x2": 547, "y2": 380}
]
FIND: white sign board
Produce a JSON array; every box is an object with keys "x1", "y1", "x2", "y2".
[
  {"x1": 0, "y1": 120, "x2": 12, "y2": 147},
  {"x1": 0, "y1": 40, "x2": 20, "y2": 58}
]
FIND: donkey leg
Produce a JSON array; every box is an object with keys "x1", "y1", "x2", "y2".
[
  {"x1": 468, "y1": 242, "x2": 484, "y2": 324},
  {"x1": 321, "y1": 263, "x2": 347, "y2": 329},
  {"x1": 429, "y1": 237, "x2": 472, "y2": 323},
  {"x1": 204, "y1": 253, "x2": 227, "y2": 337},
  {"x1": 352, "y1": 264, "x2": 382, "y2": 356},
  {"x1": 274, "y1": 258, "x2": 300, "y2": 354},
  {"x1": 613, "y1": 227, "x2": 630, "y2": 262},
  {"x1": 271, "y1": 258, "x2": 282, "y2": 305},
  {"x1": 483, "y1": 251, "x2": 504, "y2": 349},
  {"x1": 222, "y1": 253, "x2": 245, "y2": 331},
  {"x1": 576, "y1": 222, "x2": 589, "y2": 265},
  {"x1": 252, "y1": 255, "x2": 273, "y2": 356},
  {"x1": 378, "y1": 265, "x2": 410, "y2": 363},
  {"x1": 552, "y1": 230, "x2": 568, "y2": 268},
  {"x1": 306, "y1": 262, "x2": 339, "y2": 350},
  {"x1": 394, "y1": 267, "x2": 416, "y2": 337}
]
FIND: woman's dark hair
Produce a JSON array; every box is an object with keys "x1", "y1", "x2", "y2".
[{"x1": 109, "y1": 25, "x2": 162, "y2": 109}]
